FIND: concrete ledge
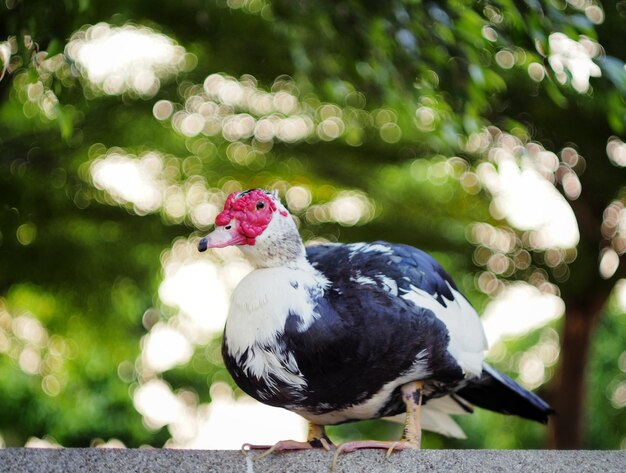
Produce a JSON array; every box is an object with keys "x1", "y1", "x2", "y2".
[{"x1": 1, "y1": 448, "x2": 624, "y2": 473}]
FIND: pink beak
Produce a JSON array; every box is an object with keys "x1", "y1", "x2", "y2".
[{"x1": 198, "y1": 225, "x2": 247, "y2": 252}]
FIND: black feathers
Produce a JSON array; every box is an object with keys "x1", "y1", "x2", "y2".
[{"x1": 457, "y1": 363, "x2": 554, "y2": 423}]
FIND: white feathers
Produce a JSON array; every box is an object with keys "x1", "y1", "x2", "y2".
[
  {"x1": 225, "y1": 262, "x2": 328, "y2": 395},
  {"x1": 227, "y1": 265, "x2": 327, "y2": 349},
  {"x1": 244, "y1": 344, "x2": 307, "y2": 398},
  {"x1": 238, "y1": 201, "x2": 304, "y2": 269},
  {"x1": 402, "y1": 283, "x2": 488, "y2": 378},
  {"x1": 352, "y1": 275, "x2": 377, "y2": 286},
  {"x1": 349, "y1": 272, "x2": 398, "y2": 296},
  {"x1": 376, "y1": 274, "x2": 399, "y2": 296},
  {"x1": 348, "y1": 242, "x2": 393, "y2": 256}
]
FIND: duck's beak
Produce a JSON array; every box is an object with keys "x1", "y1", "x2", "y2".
[{"x1": 198, "y1": 224, "x2": 247, "y2": 252}]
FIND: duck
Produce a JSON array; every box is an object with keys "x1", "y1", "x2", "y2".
[{"x1": 198, "y1": 188, "x2": 553, "y2": 462}]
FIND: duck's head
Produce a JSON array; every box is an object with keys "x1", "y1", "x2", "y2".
[{"x1": 198, "y1": 189, "x2": 304, "y2": 268}]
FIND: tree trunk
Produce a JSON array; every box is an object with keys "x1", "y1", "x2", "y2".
[{"x1": 548, "y1": 298, "x2": 604, "y2": 448}]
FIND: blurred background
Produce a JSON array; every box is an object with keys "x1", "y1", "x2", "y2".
[{"x1": 1, "y1": 0, "x2": 625, "y2": 451}]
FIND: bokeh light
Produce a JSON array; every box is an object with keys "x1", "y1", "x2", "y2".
[
  {"x1": 471, "y1": 128, "x2": 580, "y2": 250},
  {"x1": 90, "y1": 151, "x2": 166, "y2": 215},
  {"x1": 607, "y1": 137, "x2": 626, "y2": 167},
  {"x1": 482, "y1": 283, "x2": 564, "y2": 348},
  {"x1": 0, "y1": 298, "x2": 68, "y2": 398},
  {"x1": 548, "y1": 33, "x2": 602, "y2": 94},
  {"x1": 66, "y1": 23, "x2": 190, "y2": 97}
]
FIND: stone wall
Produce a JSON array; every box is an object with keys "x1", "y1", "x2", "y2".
[{"x1": 1, "y1": 448, "x2": 624, "y2": 472}]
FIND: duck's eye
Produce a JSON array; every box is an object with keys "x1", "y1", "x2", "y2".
[{"x1": 256, "y1": 201, "x2": 265, "y2": 210}]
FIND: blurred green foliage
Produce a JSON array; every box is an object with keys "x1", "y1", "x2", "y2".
[{"x1": 1, "y1": 0, "x2": 625, "y2": 450}]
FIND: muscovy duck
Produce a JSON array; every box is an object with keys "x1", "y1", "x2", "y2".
[{"x1": 198, "y1": 189, "x2": 553, "y2": 461}]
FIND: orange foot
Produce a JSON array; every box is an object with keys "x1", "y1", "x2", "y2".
[
  {"x1": 243, "y1": 438, "x2": 335, "y2": 461},
  {"x1": 332, "y1": 440, "x2": 419, "y2": 470}
]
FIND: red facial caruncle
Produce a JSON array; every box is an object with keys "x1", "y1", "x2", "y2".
[
  {"x1": 198, "y1": 189, "x2": 288, "y2": 252},
  {"x1": 217, "y1": 189, "x2": 281, "y2": 244}
]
